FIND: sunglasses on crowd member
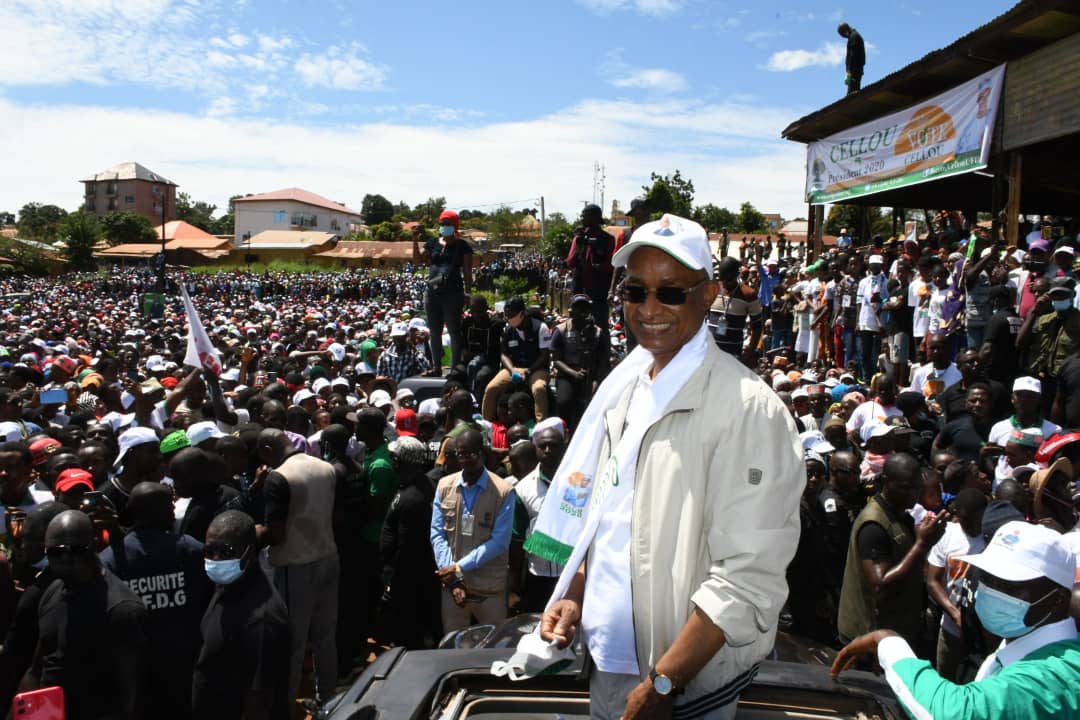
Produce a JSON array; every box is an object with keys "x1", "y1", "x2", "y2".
[
  {"x1": 451, "y1": 448, "x2": 481, "y2": 460},
  {"x1": 45, "y1": 543, "x2": 94, "y2": 559},
  {"x1": 618, "y1": 279, "x2": 709, "y2": 306},
  {"x1": 204, "y1": 542, "x2": 251, "y2": 561}
]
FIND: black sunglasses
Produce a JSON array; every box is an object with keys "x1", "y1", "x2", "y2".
[
  {"x1": 204, "y1": 542, "x2": 249, "y2": 561},
  {"x1": 618, "y1": 279, "x2": 708, "y2": 306},
  {"x1": 46, "y1": 543, "x2": 93, "y2": 559}
]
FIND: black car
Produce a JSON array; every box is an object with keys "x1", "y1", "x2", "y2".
[{"x1": 320, "y1": 617, "x2": 901, "y2": 720}]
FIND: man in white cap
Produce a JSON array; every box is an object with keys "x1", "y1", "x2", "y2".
[
  {"x1": 833, "y1": 521, "x2": 1080, "y2": 719},
  {"x1": 856, "y1": 254, "x2": 888, "y2": 381},
  {"x1": 103, "y1": 426, "x2": 163, "y2": 519},
  {"x1": 515, "y1": 418, "x2": 568, "y2": 612},
  {"x1": 538, "y1": 214, "x2": 803, "y2": 719},
  {"x1": 988, "y1": 377, "x2": 1061, "y2": 483},
  {"x1": 376, "y1": 322, "x2": 431, "y2": 383}
]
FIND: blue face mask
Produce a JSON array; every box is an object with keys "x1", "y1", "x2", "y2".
[
  {"x1": 439, "y1": 225, "x2": 455, "y2": 238},
  {"x1": 205, "y1": 555, "x2": 246, "y2": 585},
  {"x1": 975, "y1": 584, "x2": 1055, "y2": 638},
  {"x1": 1052, "y1": 299, "x2": 1073, "y2": 312},
  {"x1": 32, "y1": 556, "x2": 48, "y2": 570}
]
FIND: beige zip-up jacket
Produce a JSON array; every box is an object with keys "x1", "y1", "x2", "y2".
[{"x1": 592, "y1": 340, "x2": 803, "y2": 710}]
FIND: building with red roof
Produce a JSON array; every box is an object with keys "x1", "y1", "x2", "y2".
[{"x1": 232, "y1": 187, "x2": 363, "y2": 245}]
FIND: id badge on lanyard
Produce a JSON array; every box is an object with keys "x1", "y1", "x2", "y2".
[{"x1": 461, "y1": 512, "x2": 475, "y2": 537}]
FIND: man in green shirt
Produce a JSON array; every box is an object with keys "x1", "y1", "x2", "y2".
[
  {"x1": 833, "y1": 521, "x2": 1080, "y2": 719},
  {"x1": 355, "y1": 407, "x2": 398, "y2": 646}
]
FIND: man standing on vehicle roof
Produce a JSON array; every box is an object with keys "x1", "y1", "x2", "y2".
[{"x1": 535, "y1": 214, "x2": 803, "y2": 720}]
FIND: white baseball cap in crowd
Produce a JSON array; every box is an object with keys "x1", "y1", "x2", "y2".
[
  {"x1": 958, "y1": 520, "x2": 1076, "y2": 590},
  {"x1": 408, "y1": 318, "x2": 428, "y2": 332},
  {"x1": 395, "y1": 388, "x2": 415, "y2": 402},
  {"x1": 859, "y1": 420, "x2": 894, "y2": 444},
  {"x1": 369, "y1": 389, "x2": 393, "y2": 408},
  {"x1": 311, "y1": 377, "x2": 331, "y2": 395},
  {"x1": 186, "y1": 420, "x2": 225, "y2": 447},
  {"x1": 1054, "y1": 245, "x2": 1075, "y2": 257},
  {"x1": 292, "y1": 388, "x2": 316, "y2": 406},
  {"x1": 791, "y1": 387, "x2": 809, "y2": 400},
  {"x1": 868, "y1": 255, "x2": 884, "y2": 265},
  {"x1": 113, "y1": 426, "x2": 159, "y2": 468},
  {"x1": 328, "y1": 342, "x2": 347, "y2": 362},
  {"x1": 1012, "y1": 376, "x2": 1042, "y2": 395},
  {"x1": 146, "y1": 355, "x2": 166, "y2": 372},
  {"x1": 0, "y1": 421, "x2": 22, "y2": 442},
  {"x1": 611, "y1": 214, "x2": 714, "y2": 279},
  {"x1": 390, "y1": 323, "x2": 408, "y2": 338},
  {"x1": 221, "y1": 367, "x2": 241, "y2": 383}
]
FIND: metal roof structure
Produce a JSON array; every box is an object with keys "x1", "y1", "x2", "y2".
[{"x1": 81, "y1": 162, "x2": 176, "y2": 185}]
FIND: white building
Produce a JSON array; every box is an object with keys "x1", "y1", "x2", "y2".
[{"x1": 232, "y1": 187, "x2": 363, "y2": 244}]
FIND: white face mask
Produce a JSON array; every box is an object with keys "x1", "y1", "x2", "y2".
[{"x1": 490, "y1": 632, "x2": 576, "y2": 681}]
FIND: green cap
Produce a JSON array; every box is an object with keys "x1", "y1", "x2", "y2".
[{"x1": 160, "y1": 430, "x2": 190, "y2": 455}]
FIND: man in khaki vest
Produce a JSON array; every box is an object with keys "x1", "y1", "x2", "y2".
[{"x1": 431, "y1": 428, "x2": 516, "y2": 632}]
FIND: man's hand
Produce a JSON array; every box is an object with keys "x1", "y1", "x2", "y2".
[
  {"x1": 539, "y1": 598, "x2": 582, "y2": 648},
  {"x1": 915, "y1": 511, "x2": 947, "y2": 548},
  {"x1": 1034, "y1": 292, "x2": 1053, "y2": 315},
  {"x1": 831, "y1": 629, "x2": 895, "y2": 677},
  {"x1": 436, "y1": 563, "x2": 460, "y2": 587},
  {"x1": 946, "y1": 604, "x2": 962, "y2": 629},
  {"x1": 622, "y1": 679, "x2": 675, "y2": 720},
  {"x1": 451, "y1": 585, "x2": 468, "y2": 607}
]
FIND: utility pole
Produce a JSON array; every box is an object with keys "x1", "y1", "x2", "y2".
[
  {"x1": 158, "y1": 187, "x2": 167, "y2": 292},
  {"x1": 539, "y1": 196, "x2": 546, "y2": 243}
]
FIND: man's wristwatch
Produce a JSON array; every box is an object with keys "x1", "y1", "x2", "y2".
[{"x1": 648, "y1": 667, "x2": 682, "y2": 696}]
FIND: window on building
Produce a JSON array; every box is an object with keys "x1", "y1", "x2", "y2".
[
  {"x1": 291, "y1": 213, "x2": 318, "y2": 228},
  {"x1": 274, "y1": 210, "x2": 286, "y2": 223},
  {"x1": 330, "y1": 218, "x2": 341, "y2": 231},
  {"x1": 125, "y1": 196, "x2": 135, "y2": 204}
]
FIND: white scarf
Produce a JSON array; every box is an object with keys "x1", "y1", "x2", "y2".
[{"x1": 523, "y1": 323, "x2": 710, "y2": 608}]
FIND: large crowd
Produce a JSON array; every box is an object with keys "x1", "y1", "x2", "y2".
[{"x1": 0, "y1": 204, "x2": 1079, "y2": 719}]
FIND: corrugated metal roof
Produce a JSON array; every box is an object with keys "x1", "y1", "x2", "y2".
[
  {"x1": 95, "y1": 243, "x2": 161, "y2": 258},
  {"x1": 81, "y1": 161, "x2": 176, "y2": 185},
  {"x1": 244, "y1": 230, "x2": 338, "y2": 249},
  {"x1": 315, "y1": 240, "x2": 413, "y2": 260},
  {"x1": 782, "y1": 0, "x2": 1080, "y2": 143},
  {"x1": 233, "y1": 187, "x2": 362, "y2": 217}
]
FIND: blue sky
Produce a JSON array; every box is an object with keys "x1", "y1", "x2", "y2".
[{"x1": 0, "y1": 0, "x2": 1014, "y2": 222}]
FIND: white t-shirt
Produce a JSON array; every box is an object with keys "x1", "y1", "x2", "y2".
[
  {"x1": 846, "y1": 399, "x2": 903, "y2": 432},
  {"x1": 928, "y1": 522, "x2": 985, "y2": 637},
  {"x1": 908, "y1": 279, "x2": 931, "y2": 338},
  {"x1": 582, "y1": 375, "x2": 650, "y2": 675},
  {"x1": 988, "y1": 417, "x2": 1061, "y2": 488},
  {"x1": 517, "y1": 467, "x2": 560, "y2": 578},
  {"x1": 908, "y1": 363, "x2": 962, "y2": 397}
]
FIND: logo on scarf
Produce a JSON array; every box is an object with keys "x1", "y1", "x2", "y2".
[{"x1": 560, "y1": 471, "x2": 592, "y2": 518}]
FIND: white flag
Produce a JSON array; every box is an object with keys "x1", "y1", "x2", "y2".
[{"x1": 181, "y1": 285, "x2": 222, "y2": 377}]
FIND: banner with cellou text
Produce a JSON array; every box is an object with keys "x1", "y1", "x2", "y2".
[{"x1": 805, "y1": 64, "x2": 1006, "y2": 204}]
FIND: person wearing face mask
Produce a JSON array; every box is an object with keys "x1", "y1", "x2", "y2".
[
  {"x1": 0, "y1": 501, "x2": 66, "y2": 711},
  {"x1": 100, "y1": 482, "x2": 211, "y2": 720},
  {"x1": 1019, "y1": 278, "x2": 1080, "y2": 413},
  {"x1": 834, "y1": 521, "x2": 1080, "y2": 720},
  {"x1": 193, "y1": 510, "x2": 290, "y2": 720},
  {"x1": 412, "y1": 210, "x2": 474, "y2": 375}
]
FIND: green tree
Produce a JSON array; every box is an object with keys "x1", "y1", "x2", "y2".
[
  {"x1": 412, "y1": 197, "x2": 447, "y2": 227},
  {"x1": 361, "y1": 194, "x2": 394, "y2": 225},
  {"x1": 175, "y1": 192, "x2": 218, "y2": 232},
  {"x1": 59, "y1": 211, "x2": 102, "y2": 271},
  {"x1": 102, "y1": 210, "x2": 157, "y2": 246},
  {"x1": 370, "y1": 221, "x2": 405, "y2": 242},
  {"x1": 459, "y1": 209, "x2": 488, "y2": 221},
  {"x1": 642, "y1": 170, "x2": 694, "y2": 217},
  {"x1": 735, "y1": 202, "x2": 767, "y2": 233},
  {"x1": 17, "y1": 203, "x2": 68, "y2": 242},
  {"x1": 0, "y1": 212, "x2": 15, "y2": 226},
  {"x1": 212, "y1": 195, "x2": 242, "y2": 236},
  {"x1": 538, "y1": 218, "x2": 574, "y2": 258},
  {"x1": 692, "y1": 204, "x2": 737, "y2": 233}
]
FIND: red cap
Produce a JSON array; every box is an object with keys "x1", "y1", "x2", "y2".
[
  {"x1": 395, "y1": 408, "x2": 418, "y2": 436},
  {"x1": 52, "y1": 355, "x2": 77, "y2": 376},
  {"x1": 438, "y1": 209, "x2": 460, "y2": 229},
  {"x1": 55, "y1": 468, "x2": 94, "y2": 494},
  {"x1": 1036, "y1": 431, "x2": 1080, "y2": 465},
  {"x1": 29, "y1": 438, "x2": 62, "y2": 467},
  {"x1": 160, "y1": 376, "x2": 179, "y2": 389}
]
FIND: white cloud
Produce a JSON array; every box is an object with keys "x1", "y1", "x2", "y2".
[
  {"x1": 227, "y1": 32, "x2": 249, "y2": 48},
  {"x1": 295, "y1": 44, "x2": 387, "y2": 91},
  {"x1": 205, "y1": 96, "x2": 237, "y2": 117},
  {"x1": 611, "y1": 68, "x2": 688, "y2": 93},
  {"x1": 0, "y1": 95, "x2": 809, "y2": 223},
  {"x1": 576, "y1": 0, "x2": 682, "y2": 16},
  {"x1": 765, "y1": 42, "x2": 846, "y2": 72}
]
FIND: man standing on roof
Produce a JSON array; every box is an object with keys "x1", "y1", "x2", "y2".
[
  {"x1": 838, "y1": 23, "x2": 865, "y2": 94},
  {"x1": 567, "y1": 204, "x2": 616, "y2": 328}
]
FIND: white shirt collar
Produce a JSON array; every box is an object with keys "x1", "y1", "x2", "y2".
[{"x1": 995, "y1": 618, "x2": 1078, "y2": 669}]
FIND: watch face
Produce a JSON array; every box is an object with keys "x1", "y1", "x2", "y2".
[{"x1": 653, "y1": 675, "x2": 673, "y2": 695}]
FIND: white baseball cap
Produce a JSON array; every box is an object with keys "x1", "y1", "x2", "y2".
[
  {"x1": 220, "y1": 367, "x2": 241, "y2": 382},
  {"x1": 113, "y1": 426, "x2": 159, "y2": 468},
  {"x1": 311, "y1": 377, "x2": 331, "y2": 395},
  {"x1": 612, "y1": 214, "x2": 714, "y2": 279},
  {"x1": 868, "y1": 255, "x2": 884, "y2": 265},
  {"x1": 186, "y1": 420, "x2": 225, "y2": 447},
  {"x1": 328, "y1": 342, "x2": 347, "y2": 362},
  {"x1": 292, "y1": 388, "x2": 316, "y2": 406},
  {"x1": 390, "y1": 323, "x2": 408, "y2": 338},
  {"x1": 1012, "y1": 376, "x2": 1042, "y2": 395},
  {"x1": 791, "y1": 387, "x2": 809, "y2": 400},
  {"x1": 146, "y1": 355, "x2": 166, "y2": 372},
  {"x1": 859, "y1": 420, "x2": 894, "y2": 443},
  {"x1": 958, "y1": 520, "x2": 1076, "y2": 590},
  {"x1": 369, "y1": 389, "x2": 393, "y2": 408},
  {"x1": 1054, "y1": 245, "x2": 1075, "y2": 256},
  {"x1": 395, "y1": 388, "x2": 415, "y2": 402}
]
